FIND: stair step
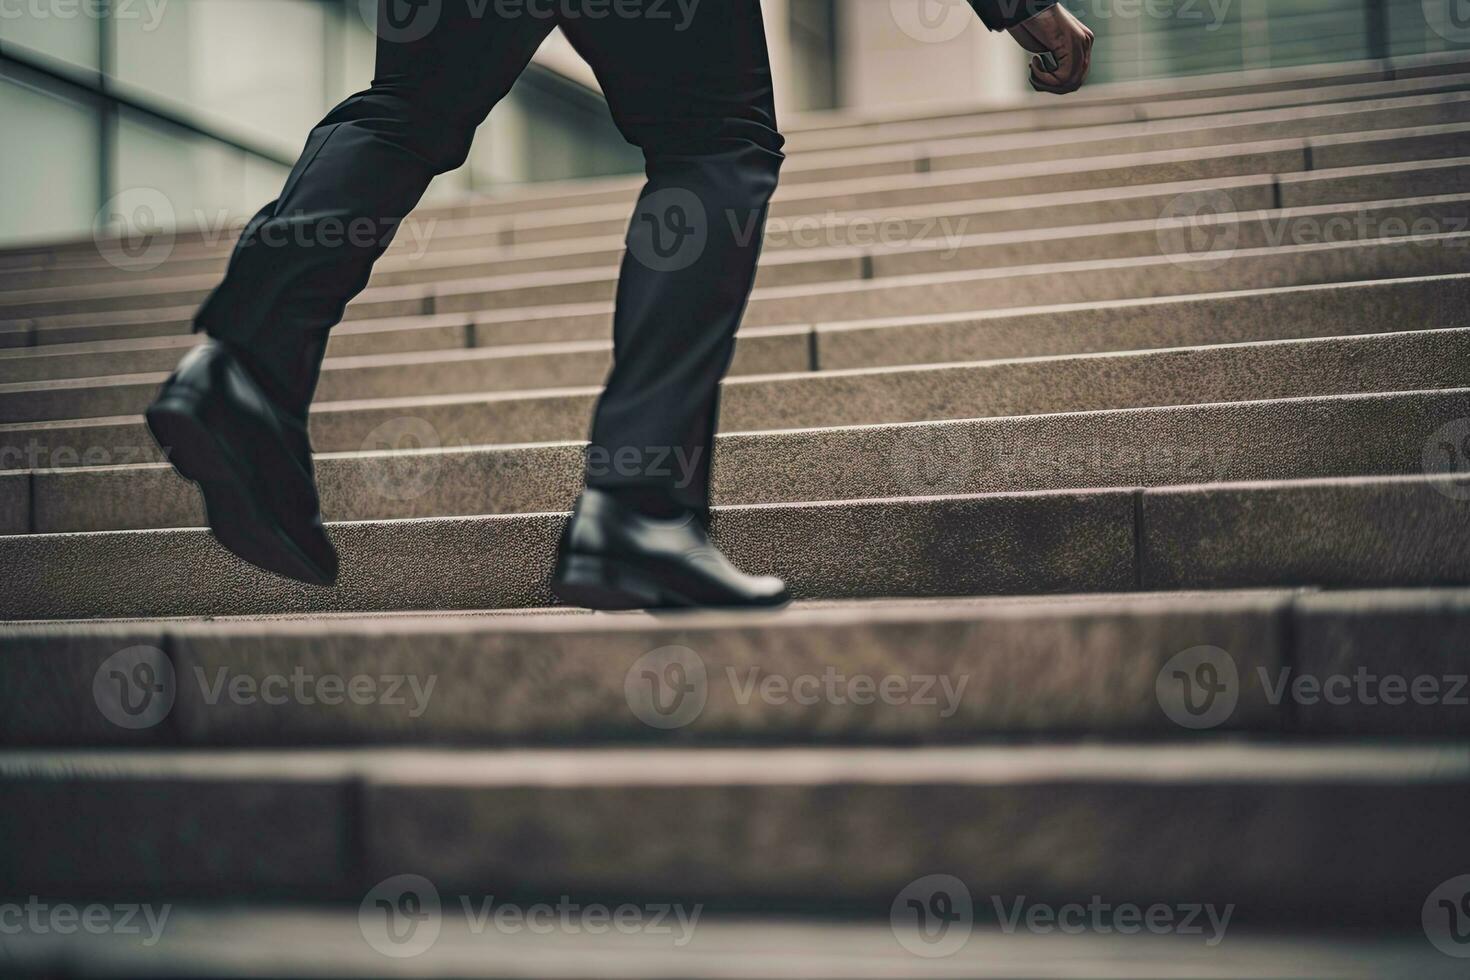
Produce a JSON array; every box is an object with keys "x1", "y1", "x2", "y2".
[
  {"x1": 0, "y1": 906, "x2": 1451, "y2": 980},
  {"x1": 10, "y1": 588, "x2": 1470, "y2": 746},
  {"x1": 6, "y1": 120, "x2": 1467, "y2": 324},
  {"x1": 8, "y1": 291, "x2": 1462, "y2": 426},
  {"x1": 8, "y1": 307, "x2": 1458, "y2": 470},
  {"x1": 6, "y1": 87, "x2": 1469, "y2": 295},
  {"x1": 0, "y1": 742, "x2": 1464, "y2": 921},
  {"x1": 0, "y1": 326, "x2": 807, "y2": 425},
  {"x1": 21, "y1": 385, "x2": 1467, "y2": 533},
  {"x1": 815, "y1": 272, "x2": 1470, "y2": 370},
  {"x1": 9, "y1": 184, "x2": 1469, "y2": 336},
  {"x1": 11, "y1": 152, "x2": 1468, "y2": 349},
  {"x1": 5, "y1": 474, "x2": 1470, "y2": 619}
]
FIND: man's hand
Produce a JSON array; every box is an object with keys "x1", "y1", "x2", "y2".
[{"x1": 1008, "y1": 5, "x2": 1093, "y2": 95}]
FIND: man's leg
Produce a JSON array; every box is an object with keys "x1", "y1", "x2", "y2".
[
  {"x1": 197, "y1": 1, "x2": 555, "y2": 418},
  {"x1": 550, "y1": 0, "x2": 790, "y2": 609},
  {"x1": 148, "y1": 0, "x2": 553, "y2": 584}
]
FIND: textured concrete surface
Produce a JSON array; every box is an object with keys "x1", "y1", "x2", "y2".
[
  {"x1": 0, "y1": 625, "x2": 172, "y2": 745},
  {"x1": 3, "y1": 475, "x2": 1455, "y2": 618},
  {"x1": 0, "y1": 492, "x2": 1134, "y2": 619},
  {"x1": 8, "y1": 148, "x2": 1460, "y2": 349},
  {"x1": 25, "y1": 388, "x2": 1468, "y2": 533},
  {"x1": 1142, "y1": 473, "x2": 1470, "y2": 589},
  {"x1": 1293, "y1": 589, "x2": 1470, "y2": 735},
  {"x1": 0, "y1": 469, "x2": 27, "y2": 532},
  {"x1": 0, "y1": 328, "x2": 808, "y2": 425},
  {"x1": 0, "y1": 743, "x2": 1466, "y2": 919},
  {"x1": 7, "y1": 273, "x2": 1466, "y2": 472},
  {"x1": 0, "y1": 593, "x2": 1288, "y2": 746},
  {"x1": 1, "y1": 909, "x2": 1460, "y2": 980},
  {"x1": 736, "y1": 230, "x2": 1470, "y2": 329},
  {"x1": 816, "y1": 274, "x2": 1470, "y2": 369}
]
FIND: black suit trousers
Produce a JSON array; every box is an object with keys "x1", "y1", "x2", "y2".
[{"x1": 196, "y1": 0, "x2": 785, "y2": 511}]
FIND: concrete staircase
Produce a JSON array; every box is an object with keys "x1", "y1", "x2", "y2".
[{"x1": 4, "y1": 52, "x2": 1470, "y2": 977}]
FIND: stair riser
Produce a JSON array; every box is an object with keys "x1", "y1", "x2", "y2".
[
  {"x1": 8, "y1": 123, "x2": 1468, "y2": 323},
  {"x1": 817, "y1": 272, "x2": 1470, "y2": 369},
  {"x1": 0, "y1": 330, "x2": 804, "y2": 425},
  {"x1": 11, "y1": 155, "x2": 1466, "y2": 349},
  {"x1": 11, "y1": 187, "x2": 1469, "y2": 344},
  {"x1": 5, "y1": 476, "x2": 1470, "y2": 619},
  {"x1": 7, "y1": 274, "x2": 1467, "y2": 471},
  {"x1": 0, "y1": 757, "x2": 1464, "y2": 921},
  {"x1": 8, "y1": 593, "x2": 1470, "y2": 746},
  {"x1": 8, "y1": 92, "x2": 1469, "y2": 295},
  {"x1": 725, "y1": 233, "x2": 1470, "y2": 330},
  {"x1": 17, "y1": 249, "x2": 1464, "y2": 426},
  {"x1": 22, "y1": 386, "x2": 1470, "y2": 548},
  {"x1": 16, "y1": 595, "x2": 1470, "y2": 750},
  {"x1": 0, "y1": 318, "x2": 471, "y2": 384}
]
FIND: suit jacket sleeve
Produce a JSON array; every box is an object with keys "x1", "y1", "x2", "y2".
[{"x1": 968, "y1": 0, "x2": 1060, "y2": 31}]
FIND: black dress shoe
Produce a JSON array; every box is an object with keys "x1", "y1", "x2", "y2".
[
  {"x1": 551, "y1": 488, "x2": 789, "y2": 610},
  {"x1": 145, "y1": 341, "x2": 338, "y2": 586}
]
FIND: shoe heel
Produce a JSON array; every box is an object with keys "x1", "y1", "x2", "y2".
[
  {"x1": 145, "y1": 389, "x2": 229, "y2": 483},
  {"x1": 551, "y1": 553, "x2": 668, "y2": 611}
]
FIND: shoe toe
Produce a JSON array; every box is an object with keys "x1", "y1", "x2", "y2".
[{"x1": 750, "y1": 575, "x2": 791, "y2": 605}]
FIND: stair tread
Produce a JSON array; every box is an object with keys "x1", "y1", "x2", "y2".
[{"x1": 0, "y1": 907, "x2": 1449, "y2": 979}]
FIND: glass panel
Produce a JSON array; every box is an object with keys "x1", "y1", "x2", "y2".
[
  {"x1": 115, "y1": 112, "x2": 254, "y2": 235},
  {"x1": 0, "y1": 1, "x2": 100, "y2": 70},
  {"x1": 111, "y1": 0, "x2": 328, "y2": 145},
  {"x1": 0, "y1": 77, "x2": 99, "y2": 245}
]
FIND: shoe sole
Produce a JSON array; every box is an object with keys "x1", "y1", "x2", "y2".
[
  {"x1": 550, "y1": 553, "x2": 789, "y2": 611},
  {"x1": 146, "y1": 393, "x2": 336, "y2": 587}
]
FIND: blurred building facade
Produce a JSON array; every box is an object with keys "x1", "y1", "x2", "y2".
[{"x1": 1, "y1": 0, "x2": 1466, "y2": 246}]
